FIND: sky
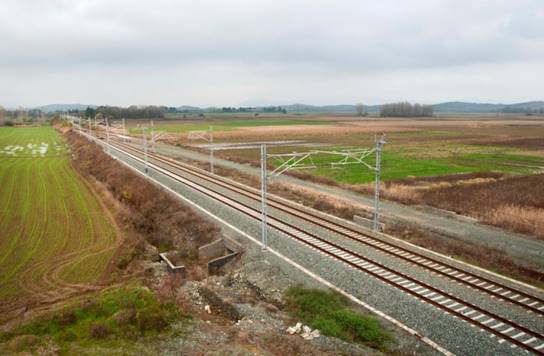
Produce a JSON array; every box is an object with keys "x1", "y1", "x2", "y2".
[{"x1": 1, "y1": 0, "x2": 543, "y2": 108}]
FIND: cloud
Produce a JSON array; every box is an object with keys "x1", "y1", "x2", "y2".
[{"x1": 0, "y1": 0, "x2": 543, "y2": 106}]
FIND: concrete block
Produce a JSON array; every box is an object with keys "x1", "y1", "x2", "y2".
[
  {"x1": 159, "y1": 252, "x2": 186, "y2": 277},
  {"x1": 208, "y1": 252, "x2": 240, "y2": 275},
  {"x1": 198, "y1": 239, "x2": 225, "y2": 260}
]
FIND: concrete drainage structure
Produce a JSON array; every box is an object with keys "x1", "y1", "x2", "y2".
[
  {"x1": 160, "y1": 234, "x2": 244, "y2": 277},
  {"x1": 159, "y1": 252, "x2": 187, "y2": 278},
  {"x1": 199, "y1": 234, "x2": 244, "y2": 275}
]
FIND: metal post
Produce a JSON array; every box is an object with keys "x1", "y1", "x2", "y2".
[
  {"x1": 79, "y1": 117, "x2": 82, "y2": 136},
  {"x1": 122, "y1": 118, "x2": 126, "y2": 140},
  {"x1": 209, "y1": 126, "x2": 214, "y2": 174},
  {"x1": 260, "y1": 144, "x2": 268, "y2": 250},
  {"x1": 106, "y1": 117, "x2": 110, "y2": 154},
  {"x1": 143, "y1": 129, "x2": 149, "y2": 175},
  {"x1": 89, "y1": 119, "x2": 92, "y2": 137},
  {"x1": 372, "y1": 136, "x2": 385, "y2": 231}
]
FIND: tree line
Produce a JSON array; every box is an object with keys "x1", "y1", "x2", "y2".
[
  {"x1": 501, "y1": 107, "x2": 544, "y2": 115},
  {"x1": 79, "y1": 105, "x2": 289, "y2": 119},
  {"x1": 379, "y1": 102, "x2": 433, "y2": 117},
  {"x1": 84, "y1": 106, "x2": 164, "y2": 119}
]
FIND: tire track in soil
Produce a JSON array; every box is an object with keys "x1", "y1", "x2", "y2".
[
  {"x1": 0, "y1": 159, "x2": 46, "y2": 287},
  {"x1": 5, "y1": 158, "x2": 124, "y2": 313}
]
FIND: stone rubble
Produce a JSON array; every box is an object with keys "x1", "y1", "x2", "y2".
[{"x1": 286, "y1": 322, "x2": 320, "y2": 340}]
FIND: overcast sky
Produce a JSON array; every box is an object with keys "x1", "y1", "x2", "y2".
[{"x1": 1, "y1": 0, "x2": 543, "y2": 108}]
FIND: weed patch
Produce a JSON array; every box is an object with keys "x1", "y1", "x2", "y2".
[
  {"x1": 0, "y1": 284, "x2": 189, "y2": 352},
  {"x1": 285, "y1": 286, "x2": 391, "y2": 348}
]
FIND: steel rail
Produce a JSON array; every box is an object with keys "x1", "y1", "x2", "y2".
[
  {"x1": 96, "y1": 136, "x2": 544, "y2": 354},
  {"x1": 110, "y1": 137, "x2": 544, "y2": 317}
]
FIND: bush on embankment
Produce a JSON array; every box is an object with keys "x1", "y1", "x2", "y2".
[{"x1": 65, "y1": 130, "x2": 221, "y2": 257}]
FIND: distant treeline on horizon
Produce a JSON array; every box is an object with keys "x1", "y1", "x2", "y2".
[
  {"x1": 66, "y1": 101, "x2": 544, "y2": 119},
  {"x1": 3, "y1": 100, "x2": 544, "y2": 120}
]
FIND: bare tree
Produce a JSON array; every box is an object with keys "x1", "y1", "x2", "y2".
[
  {"x1": 380, "y1": 102, "x2": 433, "y2": 117},
  {"x1": 355, "y1": 103, "x2": 365, "y2": 116}
]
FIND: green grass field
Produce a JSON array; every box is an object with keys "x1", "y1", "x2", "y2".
[
  {"x1": 301, "y1": 146, "x2": 544, "y2": 184},
  {"x1": 128, "y1": 118, "x2": 325, "y2": 134},
  {"x1": 0, "y1": 127, "x2": 119, "y2": 304}
]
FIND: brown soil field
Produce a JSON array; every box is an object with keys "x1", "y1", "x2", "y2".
[{"x1": 482, "y1": 138, "x2": 544, "y2": 150}]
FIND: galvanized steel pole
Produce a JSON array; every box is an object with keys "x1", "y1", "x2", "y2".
[
  {"x1": 372, "y1": 136, "x2": 385, "y2": 231},
  {"x1": 143, "y1": 129, "x2": 149, "y2": 175},
  {"x1": 261, "y1": 144, "x2": 268, "y2": 250},
  {"x1": 122, "y1": 118, "x2": 126, "y2": 140},
  {"x1": 209, "y1": 126, "x2": 214, "y2": 174}
]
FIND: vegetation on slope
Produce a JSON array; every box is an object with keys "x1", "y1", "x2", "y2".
[
  {"x1": 0, "y1": 284, "x2": 189, "y2": 354},
  {"x1": 66, "y1": 130, "x2": 221, "y2": 261}
]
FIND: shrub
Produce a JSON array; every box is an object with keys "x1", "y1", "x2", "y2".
[
  {"x1": 136, "y1": 307, "x2": 168, "y2": 333},
  {"x1": 330, "y1": 309, "x2": 389, "y2": 346},
  {"x1": 65, "y1": 131, "x2": 221, "y2": 255},
  {"x1": 312, "y1": 317, "x2": 344, "y2": 339},
  {"x1": 0, "y1": 285, "x2": 186, "y2": 346},
  {"x1": 286, "y1": 286, "x2": 346, "y2": 321},
  {"x1": 89, "y1": 321, "x2": 112, "y2": 339}
]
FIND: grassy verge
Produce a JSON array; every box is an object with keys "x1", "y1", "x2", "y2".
[
  {"x1": 0, "y1": 284, "x2": 189, "y2": 354},
  {"x1": 285, "y1": 286, "x2": 391, "y2": 349}
]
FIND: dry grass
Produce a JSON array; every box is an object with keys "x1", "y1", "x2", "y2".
[
  {"x1": 351, "y1": 183, "x2": 420, "y2": 205},
  {"x1": 386, "y1": 225, "x2": 544, "y2": 286},
  {"x1": 419, "y1": 173, "x2": 544, "y2": 238},
  {"x1": 484, "y1": 205, "x2": 544, "y2": 238},
  {"x1": 66, "y1": 131, "x2": 221, "y2": 257},
  {"x1": 351, "y1": 172, "x2": 544, "y2": 239}
]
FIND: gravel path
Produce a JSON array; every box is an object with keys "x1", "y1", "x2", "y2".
[
  {"x1": 104, "y1": 141, "x2": 542, "y2": 355},
  {"x1": 150, "y1": 142, "x2": 544, "y2": 272}
]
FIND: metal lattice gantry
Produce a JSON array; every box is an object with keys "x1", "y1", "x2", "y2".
[
  {"x1": 149, "y1": 130, "x2": 166, "y2": 152},
  {"x1": 131, "y1": 125, "x2": 150, "y2": 175},
  {"x1": 268, "y1": 151, "x2": 316, "y2": 177},
  {"x1": 188, "y1": 127, "x2": 215, "y2": 173},
  {"x1": 259, "y1": 134, "x2": 386, "y2": 250}
]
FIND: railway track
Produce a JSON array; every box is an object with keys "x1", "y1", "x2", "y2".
[
  {"x1": 110, "y1": 137, "x2": 544, "y2": 316},
  {"x1": 88, "y1": 133, "x2": 544, "y2": 354}
]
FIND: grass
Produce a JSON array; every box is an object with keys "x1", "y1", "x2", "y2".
[
  {"x1": 0, "y1": 127, "x2": 119, "y2": 303},
  {"x1": 0, "y1": 284, "x2": 188, "y2": 353},
  {"x1": 285, "y1": 286, "x2": 391, "y2": 348},
  {"x1": 203, "y1": 118, "x2": 544, "y2": 184},
  {"x1": 267, "y1": 148, "x2": 542, "y2": 185},
  {"x1": 128, "y1": 118, "x2": 325, "y2": 134}
]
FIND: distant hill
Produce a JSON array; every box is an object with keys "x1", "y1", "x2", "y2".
[
  {"x1": 282, "y1": 101, "x2": 544, "y2": 114},
  {"x1": 432, "y1": 102, "x2": 503, "y2": 113},
  {"x1": 502, "y1": 101, "x2": 544, "y2": 112},
  {"x1": 432, "y1": 101, "x2": 544, "y2": 113}
]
